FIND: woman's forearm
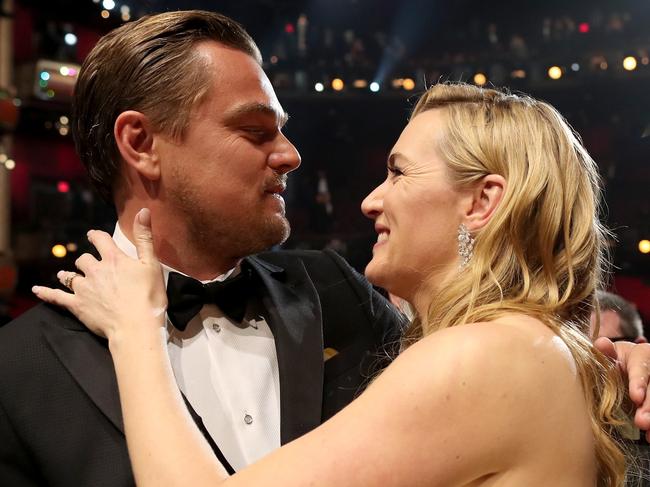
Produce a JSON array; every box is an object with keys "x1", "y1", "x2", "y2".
[{"x1": 109, "y1": 324, "x2": 229, "y2": 487}]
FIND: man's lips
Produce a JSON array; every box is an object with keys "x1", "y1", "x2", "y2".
[
  {"x1": 264, "y1": 175, "x2": 288, "y2": 194},
  {"x1": 265, "y1": 183, "x2": 286, "y2": 194},
  {"x1": 264, "y1": 181, "x2": 286, "y2": 213}
]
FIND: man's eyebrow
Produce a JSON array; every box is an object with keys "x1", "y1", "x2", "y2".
[{"x1": 223, "y1": 102, "x2": 289, "y2": 127}]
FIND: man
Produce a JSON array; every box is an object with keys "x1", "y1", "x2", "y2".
[
  {"x1": 0, "y1": 11, "x2": 401, "y2": 486},
  {"x1": 0, "y1": 10, "x2": 648, "y2": 487},
  {"x1": 591, "y1": 290, "x2": 646, "y2": 343}
]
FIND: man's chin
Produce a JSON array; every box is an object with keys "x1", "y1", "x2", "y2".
[
  {"x1": 273, "y1": 217, "x2": 291, "y2": 245},
  {"x1": 249, "y1": 217, "x2": 291, "y2": 253}
]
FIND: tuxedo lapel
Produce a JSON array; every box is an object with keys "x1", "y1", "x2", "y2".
[
  {"x1": 39, "y1": 307, "x2": 240, "y2": 472},
  {"x1": 39, "y1": 308, "x2": 124, "y2": 434},
  {"x1": 246, "y1": 256, "x2": 324, "y2": 444}
]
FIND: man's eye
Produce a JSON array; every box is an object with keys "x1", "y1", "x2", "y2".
[
  {"x1": 243, "y1": 127, "x2": 275, "y2": 141},
  {"x1": 388, "y1": 166, "x2": 403, "y2": 176}
]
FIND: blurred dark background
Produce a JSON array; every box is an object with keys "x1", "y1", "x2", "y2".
[{"x1": 0, "y1": 0, "x2": 648, "y2": 328}]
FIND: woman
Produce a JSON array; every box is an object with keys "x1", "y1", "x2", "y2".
[{"x1": 34, "y1": 83, "x2": 630, "y2": 486}]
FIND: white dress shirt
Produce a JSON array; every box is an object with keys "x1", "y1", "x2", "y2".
[{"x1": 113, "y1": 224, "x2": 281, "y2": 471}]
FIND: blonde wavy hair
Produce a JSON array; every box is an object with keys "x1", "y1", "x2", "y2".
[{"x1": 405, "y1": 82, "x2": 628, "y2": 486}]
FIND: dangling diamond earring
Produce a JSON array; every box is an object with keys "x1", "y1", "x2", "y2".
[{"x1": 458, "y1": 224, "x2": 475, "y2": 269}]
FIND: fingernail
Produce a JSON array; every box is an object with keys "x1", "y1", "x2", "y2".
[
  {"x1": 32, "y1": 286, "x2": 40, "y2": 294},
  {"x1": 56, "y1": 270, "x2": 63, "y2": 278},
  {"x1": 137, "y1": 208, "x2": 151, "y2": 225},
  {"x1": 87, "y1": 230, "x2": 93, "y2": 239}
]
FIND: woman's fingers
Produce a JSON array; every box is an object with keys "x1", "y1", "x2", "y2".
[
  {"x1": 32, "y1": 285, "x2": 75, "y2": 310},
  {"x1": 87, "y1": 230, "x2": 119, "y2": 259},
  {"x1": 74, "y1": 254, "x2": 96, "y2": 276},
  {"x1": 31, "y1": 216, "x2": 164, "y2": 343},
  {"x1": 57, "y1": 270, "x2": 82, "y2": 292},
  {"x1": 133, "y1": 208, "x2": 157, "y2": 264},
  {"x1": 33, "y1": 283, "x2": 108, "y2": 339}
]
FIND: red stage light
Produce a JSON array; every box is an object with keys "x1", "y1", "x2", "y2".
[
  {"x1": 578, "y1": 22, "x2": 590, "y2": 33},
  {"x1": 57, "y1": 181, "x2": 70, "y2": 193},
  {"x1": 285, "y1": 23, "x2": 295, "y2": 34}
]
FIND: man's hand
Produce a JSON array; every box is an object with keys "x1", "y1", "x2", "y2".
[{"x1": 595, "y1": 337, "x2": 650, "y2": 439}]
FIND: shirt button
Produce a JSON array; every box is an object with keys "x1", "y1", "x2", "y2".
[
  {"x1": 212, "y1": 323, "x2": 221, "y2": 333},
  {"x1": 244, "y1": 414, "x2": 253, "y2": 425}
]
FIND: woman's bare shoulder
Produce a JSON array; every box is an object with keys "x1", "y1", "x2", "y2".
[
  {"x1": 405, "y1": 314, "x2": 578, "y2": 380},
  {"x1": 382, "y1": 314, "x2": 584, "y2": 440}
]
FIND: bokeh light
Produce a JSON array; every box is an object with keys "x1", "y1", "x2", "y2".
[
  {"x1": 52, "y1": 245, "x2": 67, "y2": 258},
  {"x1": 639, "y1": 240, "x2": 650, "y2": 254},
  {"x1": 623, "y1": 56, "x2": 637, "y2": 71},
  {"x1": 548, "y1": 66, "x2": 562, "y2": 80},
  {"x1": 473, "y1": 73, "x2": 487, "y2": 86}
]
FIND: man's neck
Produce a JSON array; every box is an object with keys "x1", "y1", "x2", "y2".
[{"x1": 113, "y1": 222, "x2": 239, "y2": 282}]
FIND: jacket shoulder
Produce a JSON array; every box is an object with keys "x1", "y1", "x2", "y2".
[
  {"x1": 0, "y1": 304, "x2": 47, "y2": 343},
  {"x1": 0, "y1": 303, "x2": 71, "y2": 337},
  {"x1": 256, "y1": 249, "x2": 404, "y2": 352},
  {"x1": 255, "y1": 249, "x2": 366, "y2": 288},
  {"x1": 0, "y1": 303, "x2": 77, "y2": 365}
]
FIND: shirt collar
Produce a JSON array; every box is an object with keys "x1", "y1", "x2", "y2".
[{"x1": 112, "y1": 222, "x2": 238, "y2": 287}]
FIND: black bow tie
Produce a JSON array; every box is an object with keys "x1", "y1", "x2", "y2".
[{"x1": 166, "y1": 266, "x2": 256, "y2": 331}]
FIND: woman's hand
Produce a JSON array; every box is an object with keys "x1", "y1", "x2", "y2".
[
  {"x1": 594, "y1": 337, "x2": 650, "y2": 438},
  {"x1": 32, "y1": 209, "x2": 167, "y2": 344}
]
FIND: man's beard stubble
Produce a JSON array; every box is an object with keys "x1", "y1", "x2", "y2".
[
  {"x1": 190, "y1": 211, "x2": 290, "y2": 259},
  {"x1": 169, "y1": 187, "x2": 290, "y2": 263}
]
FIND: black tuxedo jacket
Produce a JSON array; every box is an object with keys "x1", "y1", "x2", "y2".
[{"x1": 0, "y1": 249, "x2": 403, "y2": 486}]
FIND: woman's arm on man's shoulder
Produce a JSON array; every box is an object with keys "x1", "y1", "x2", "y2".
[{"x1": 226, "y1": 320, "x2": 568, "y2": 487}]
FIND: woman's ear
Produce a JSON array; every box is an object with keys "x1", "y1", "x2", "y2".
[
  {"x1": 114, "y1": 111, "x2": 161, "y2": 181},
  {"x1": 464, "y1": 174, "x2": 506, "y2": 231}
]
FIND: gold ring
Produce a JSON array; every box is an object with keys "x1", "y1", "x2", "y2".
[{"x1": 64, "y1": 272, "x2": 78, "y2": 291}]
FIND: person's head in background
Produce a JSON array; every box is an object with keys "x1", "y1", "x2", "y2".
[{"x1": 591, "y1": 290, "x2": 646, "y2": 343}]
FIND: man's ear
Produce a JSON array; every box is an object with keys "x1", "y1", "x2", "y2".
[
  {"x1": 114, "y1": 110, "x2": 161, "y2": 181},
  {"x1": 463, "y1": 174, "x2": 506, "y2": 231}
]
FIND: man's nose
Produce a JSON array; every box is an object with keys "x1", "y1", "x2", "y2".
[{"x1": 269, "y1": 133, "x2": 301, "y2": 174}]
